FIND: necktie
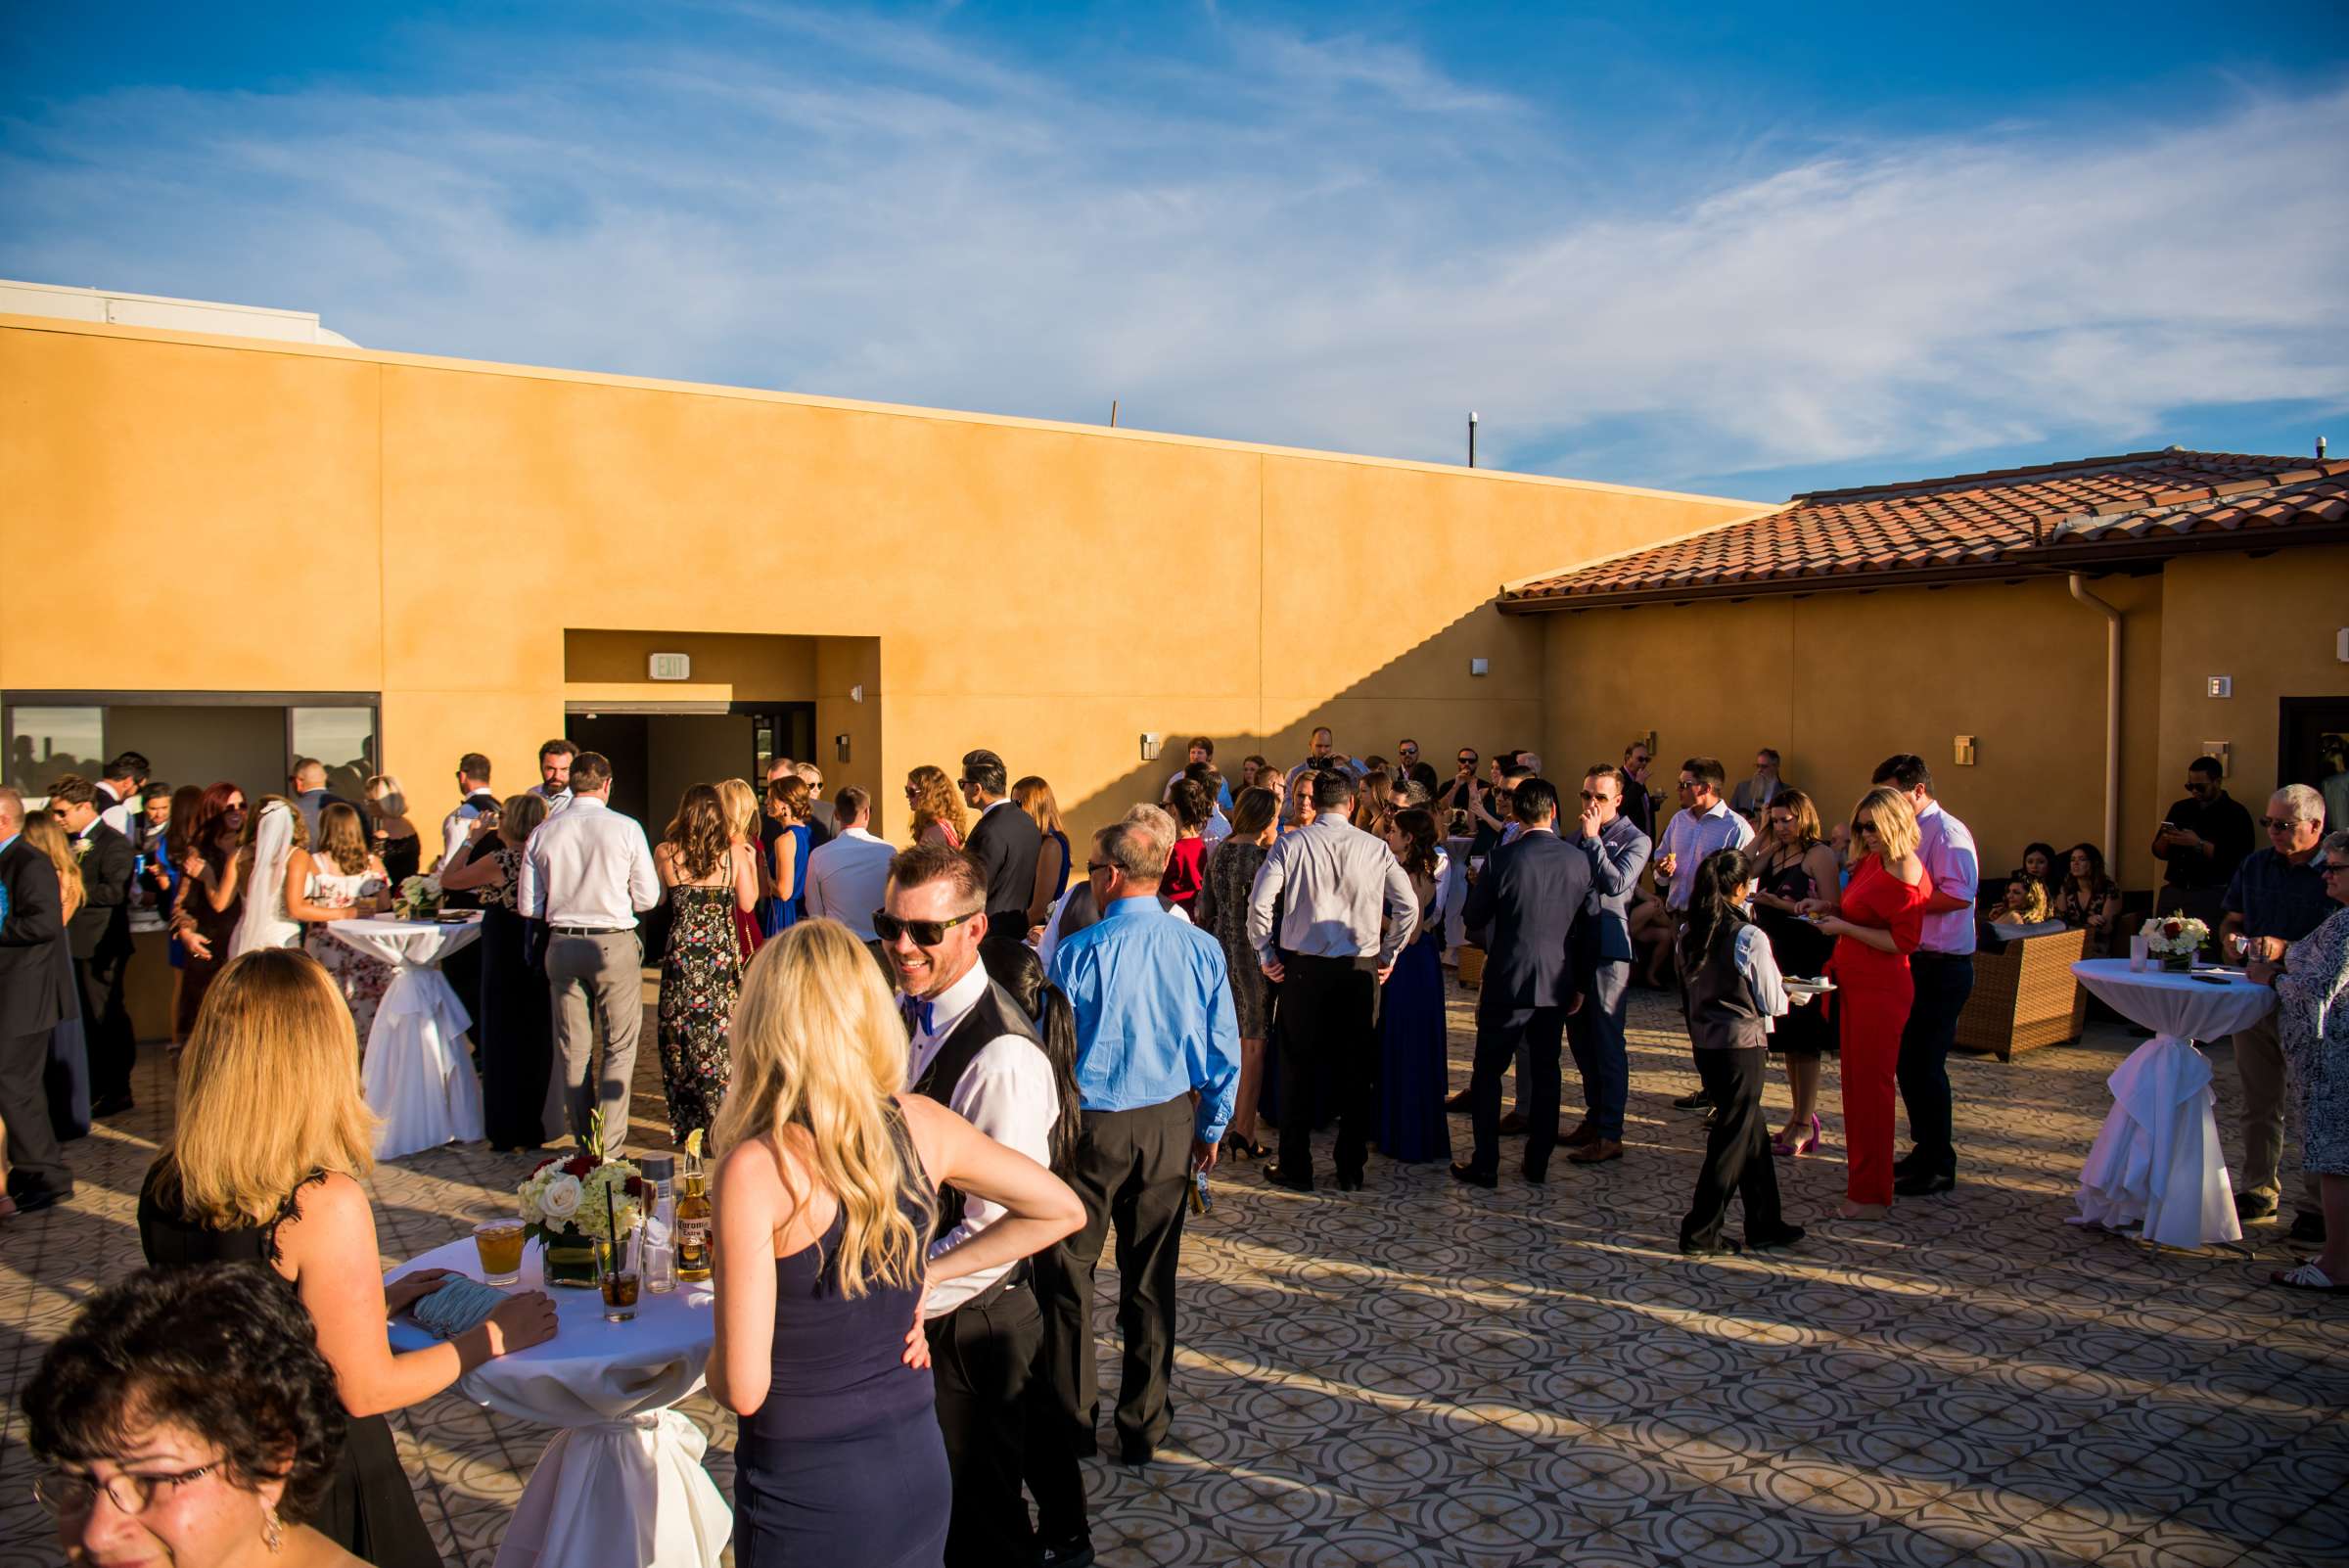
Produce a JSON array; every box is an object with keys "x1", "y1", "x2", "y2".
[{"x1": 901, "y1": 995, "x2": 935, "y2": 1037}]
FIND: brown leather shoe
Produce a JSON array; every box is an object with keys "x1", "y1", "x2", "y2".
[
  {"x1": 1560, "y1": 1121, "x2": 1600, "y2": 1149},
  {"x1": 1567, "y1": 1138, "x2": 1624, "y2": 1165},
  {"x1": 1444, "y1": 1088, "x2": 1471, "y2": 1112},
  {"x1": 1497, "y1": 1110, "x2": 1529, "y2": 1135}
]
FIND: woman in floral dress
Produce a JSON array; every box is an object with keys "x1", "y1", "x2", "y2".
[
  {"x1": 655, "y1": 784, "x2": 760, "y2": 1144},
  {"x1": 2249, "y1": 828, "x2": 2349, "y2": 1292}
]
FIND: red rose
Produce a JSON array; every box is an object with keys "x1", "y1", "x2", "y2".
[
  {"x1": 626, "y1": 1176, "x2": 646, "y2": 1197},
  {"x1": 564, "y1": 1155, "x2": 595, "y2": 1177},
  {"x1": 530, "y1": 1156, "x2": 558, "y2": 1176},
  {"x1": 2162, "y1": 920, "x2": 2185, "y2": 940}
]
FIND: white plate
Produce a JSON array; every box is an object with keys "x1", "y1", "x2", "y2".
[{"x1": 1785, "y1": 977, "x2": 1837, "y2": 994}]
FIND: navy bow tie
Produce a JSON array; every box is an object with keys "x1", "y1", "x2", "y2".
[{"x1": 903, "y1": 996, "x2": 936, "y2": 1036}]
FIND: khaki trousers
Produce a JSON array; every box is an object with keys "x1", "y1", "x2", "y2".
[
  {"x1": 545, "y1": 929, "x2": 642, "y2": 1147},
  {"x1": 2233, "y1": 1010, "x2": 2323, "y2": 1210}
]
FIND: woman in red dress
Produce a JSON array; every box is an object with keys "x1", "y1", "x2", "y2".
[
  {"x1": 1162, "y1": 777, "x2": 1214, "y2": 912},
  {"x1": 1813, "y1": 786, "x2": 1931, "y2": 1220}
]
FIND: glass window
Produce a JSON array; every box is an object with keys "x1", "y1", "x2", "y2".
[
  {"x1": 4, "y1": 705, "x2": 106, "y2": 796},
  {"x1": 291, "y1": 707, "x2": 377, "y2": 802}
]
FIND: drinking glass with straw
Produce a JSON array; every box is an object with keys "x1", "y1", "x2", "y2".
[{"x1": 599, "y1": 1182, "x2": 640, "y2": 1322}]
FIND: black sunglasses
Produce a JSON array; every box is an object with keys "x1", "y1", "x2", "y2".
[
  {"x1": 1855, "y1": 819, "x2": 1879, "y2": 833},
  {"x1": 872, "y1": 909, "x2": 980, "y2": 945}
]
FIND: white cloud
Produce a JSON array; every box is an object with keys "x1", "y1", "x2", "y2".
[{"x1": 2, "y1": 21, "x2": 2342, "y2": 493}]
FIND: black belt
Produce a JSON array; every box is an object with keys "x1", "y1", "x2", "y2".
[
  {"x1": 548, "y1": 924, "x2": 631, "y2": 937},
  {"x1": 956, "y1": 1259, "x2": 1034, "y2": 1314}
]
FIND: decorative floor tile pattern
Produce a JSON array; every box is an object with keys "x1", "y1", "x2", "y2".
[{"x1": 5, "y1": 984, "x2": 2346, "y2": 1567}]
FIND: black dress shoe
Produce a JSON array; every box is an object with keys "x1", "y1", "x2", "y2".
[
  {"x1": 1893, "y1": 1172, "x2": 1956, "y2": 1197},
  {"x1": 7, "y1": 1185, "x2": 71, "y2": 1216},
  {"x1": 1036, "y1": 1536, "x2": 1096, "y2": 1568},
  {"x1": 2288, "y1": 1210, "x2": 2327, "y2": 1244},
  {"x1": 1680, "y1": 1235, "x2": 1742, "y2": 1257},
  {"x1": 1444, "y1": 1087, "x2": 1471, "y2": 1112},
  {"x1": 1497, "y1": 1110, "x2": 1529, "y2": 1135},
  {"x1": 1672, "y1": 1089, "x2": 1715, "y2": 1110},
  {"x1": 1335, "y1": 1174, "x2": 1364, "y2": 1192},
  {"x1": 1263, "y1": 1167, "x2": 1314, "y2": 1193},
  {"x1": 1521, "y1": 1167, "x2": 1547, "y2": 1186},
  {"x1": 1449, "y1": 1163, "x2": 1497, "y2": 1189},
  {"x1": 2235, "y1": 1191, "x2": 2280, "y2": 1222},
  {"x1": 1117, "y1": 1440, "x2": 1154, "y2": 1465},
  {"x1": 1746, "y1": 1223, "x2": 1807, "y2": 1250}
]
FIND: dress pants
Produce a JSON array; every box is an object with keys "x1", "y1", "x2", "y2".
[
  {"x1": 2232, "y1": 1010, "x2": 2325, "y2": 1210},
  {"x1": 1023, "y1": 1249, "x2": 1091, "y2": 1544},
  {"x1": 1275, "y1": 953, "x2": 1379, "y2": 1184},
  {"x1": 926, "y1": 1280, "x2": 1044, "y2": 1567},
  {"x1": 1897, "y1": 952, "x2": 1973, "y2": 1180},
  {"x1": 76, "y1": 951, "x2": 136, "y2": 1106},
  {"x1": 1566, "y1": 959, "x2": 1631, "y2": 1139},
  {"x1": 1468, "y1": 1004, "x2": 1567, "y2": 1179},
  {"x1": 1840, "y1": 974, "x2": 1912, "y2": 1205},
  {"x1": 544, "y1": 930, "x2": 642, "y2": 1145},
  {"x1": 1681, "y1": 1047, "x2": 1780, "y2": 1247},
  {"x1": 1039, "y1": 1095, "x2": 1192, "y2": 1457},
  {"x1": 2, "y1": 1026, "x2": 73, "y2": 1201}
]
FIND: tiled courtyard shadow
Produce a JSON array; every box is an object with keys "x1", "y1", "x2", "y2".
[{"x1": 4, "y1": 985, "x2": 2345, "y2": 1567}]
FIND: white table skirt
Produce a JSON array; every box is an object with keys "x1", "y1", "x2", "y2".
[
  {"x1": 2068, "y1": 958, "x2": 2275, "y2": 1248},
  {"x1": 329, "y1": 915, "x2": 485, "y2": 1159},
  {"x1": 389, "y1": 1237, "x2": 730, "y2": 1568}
]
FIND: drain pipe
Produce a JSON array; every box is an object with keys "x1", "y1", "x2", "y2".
[{"x1": 2068, "y1": 573, "x2": 2122, "y2": 862}]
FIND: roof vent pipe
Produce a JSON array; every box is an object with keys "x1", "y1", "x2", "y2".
[{"x1": 2321, "y1": 435, "x2": 2328, "y2": 460}]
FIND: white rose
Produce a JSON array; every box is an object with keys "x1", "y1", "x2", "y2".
[{"x1": 538, "y1": 1175, "x2": 584, "y2": 1222}]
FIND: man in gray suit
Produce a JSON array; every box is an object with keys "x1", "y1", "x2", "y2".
[{"x1": 1565, "y1": 763, "x2": 1651, "y2": 1165}]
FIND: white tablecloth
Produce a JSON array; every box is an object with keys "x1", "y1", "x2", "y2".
[
  {"x1": 329, "y1": 915, "x2": 485, "y2": 1159},
  {"x1": 2068, "y1": 958, "x2": 2273, "y2": 1248},
  {"x1": 389, "y1": 1237, "x2": 729, "y2": 1568}
]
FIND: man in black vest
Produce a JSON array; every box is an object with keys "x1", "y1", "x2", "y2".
[
  {"x1": 49, "y1": 775, "x2": 138, "y2": 1119},
  {"x1": 2, "y1": 786, "x2": 77, "y2": 1215},
  {"x1": 1454, "y1": 777, "x2": 1591, "y2": 1188},
  {"x1": 959, "y1": 748, "x2": 1041, "y2": 957},
  {"x1": 882, "y1": 844, "x2": 1062, "y2": 1568}
]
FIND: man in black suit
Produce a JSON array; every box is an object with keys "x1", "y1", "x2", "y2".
[
  {"x1": 1566, "y1": 764, "x2": 1652, "y2": 1165},
  {"x1": 48, "y1": 775, "x2": 138, "y2": 1118},
  {"x1": 960, "y1": 749, "x2": 1040, "y2": 953},
  {"x1": 1454, "y1": 777, "x2": 1591, "y2": 1188},
  {"x1": 1, "y1": 785, "x2": 77, "y2": 1214}
]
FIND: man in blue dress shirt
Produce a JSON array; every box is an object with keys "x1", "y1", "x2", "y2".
[{"x1": 1041, "y1": 814, "x2": 1239, "y2": 1467}]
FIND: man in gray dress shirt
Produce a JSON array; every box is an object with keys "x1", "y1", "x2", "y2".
[
  {"x1": 1246, "y1": 770, "x2": 1418, "y2": 1192},
  {"x1": 520, "y1": 751, "x2": 660, "y2": 1146}
]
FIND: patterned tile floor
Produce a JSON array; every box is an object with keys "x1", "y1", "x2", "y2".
[{"x1": 5, "y1": 984, "x2": 2346, "y2": 1567}]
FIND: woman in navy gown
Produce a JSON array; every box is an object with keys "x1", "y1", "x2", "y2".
[
  {"x1": 1377, "y1": 807, "x2": 1452, "y2": 1163},
  {"x1": 707, "y1": 921, "x2": 1083, "y2": 1567}
]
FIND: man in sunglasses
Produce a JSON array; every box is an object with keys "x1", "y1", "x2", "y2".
[
  {"x1": 1043, "y1": 815, "x2": 1238, "y2": 1469},
  {"x1": 1564, "y1": 764, "x2": 1651, "y2": 1164},
  {"x1": 2219, "y1": 784, "x2": 2332, "y2": 1240},
  {"x1": 1394, "y1": 739, "x2": 1439, "y2": 796},
  {"x1": 2152, "y1": 755, "x2": 2255, "y2": 927},
  {"x1": 881, "y1": 845, "x2": 1060, "y2": 1566}
]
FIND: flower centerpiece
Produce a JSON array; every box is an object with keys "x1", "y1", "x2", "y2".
[
  {"x1": 394, "y1": 873, "x2": 443, "y2": 920},
  {"x1": 2141, "y1": 915, "x2": 2210, "y2": 973},
  {"x1": 518, "y1": 1113, "x2": 645, "y2": 1287}
]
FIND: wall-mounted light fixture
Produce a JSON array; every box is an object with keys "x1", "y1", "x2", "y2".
[
  {"x1": 850, "y1": 684, "x2": 865, "y2": 704},
  {"x1": 1140, "y1": 733, "x2": 1164, "y2": 761}
]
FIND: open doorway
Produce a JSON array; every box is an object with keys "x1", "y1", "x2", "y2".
[
  {"x1": 2280, "y1": 696, "x2": 2349, "y2": 835},
  {"x1": 567, "y1": 705, "x2": 814, "y2": 826}
]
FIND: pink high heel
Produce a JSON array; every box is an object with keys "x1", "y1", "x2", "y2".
[{"x1": 1773, "y1": 1114, "x2": 1822, "y2": 1158}]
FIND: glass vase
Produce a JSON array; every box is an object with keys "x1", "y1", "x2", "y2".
[
  {"x1": 2159, "y1": 950, "x2": 2194, "y2": 974},
  {"x1": 540, "y1": 1229, "x2": 602, "y2": 1288}
]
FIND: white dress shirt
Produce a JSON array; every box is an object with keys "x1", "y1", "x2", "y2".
[
  {"x1": 439, "y1": 802, "x2": 483, "y2": 870},
  {"x1": 1915, "y1": 800, "x2": 1980, "y2": 955},
  {"x1": 1201, "y1": 809, "x2": 1232, "y2": 853},
  {"x1": 97, "y1": 782, "x2": 136, "y2": 842},
  {"x1": 534, "y1": 782, "x2": 575, "y2": 819},
  {"x1": 909, "y1": 961, "x2": 1058, "y2": 1317},
  {"x1": 804, "y1": 826, "x2": 898, "y2": 940},
  {"x1": 1658, "y1": 800, "x2": 1756, "y2": 910},
  {"x1": 518, "y1": 796, "x2": 660, "y2": 928}
]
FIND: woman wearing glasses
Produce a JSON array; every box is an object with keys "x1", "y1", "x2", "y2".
[
  {"x1": 1806, "y1": 788, "x2": 1930, "y2": 1221},
  {"x1": 2246, "y1": 829, "x2": 2349, "y2": 1292},
  {"x1": 26, "y1": 1263, "x2": 365, "y2": 1568}
]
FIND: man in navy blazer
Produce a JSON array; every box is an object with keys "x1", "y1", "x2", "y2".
[
  {"x1": 1565, "y1": 764, "x2": 1651, "y2": 1164},
  {"x1": 1453, "y1": 777, "x2": 1591, "y2": 1187}
]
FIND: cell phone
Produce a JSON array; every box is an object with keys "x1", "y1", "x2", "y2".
[{"x1": 2188, "y1": 974, "x2": 2232, "y2": 987}]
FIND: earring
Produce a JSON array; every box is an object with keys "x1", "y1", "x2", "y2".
[{"x1": 262, "y1": 1505, "x2": 285, "y2": 1553}]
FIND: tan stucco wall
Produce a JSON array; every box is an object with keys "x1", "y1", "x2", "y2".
[
  {"x1": 2154, "y1": 545, "x2": 2349, "y2": 813},
  {"x1": 1543, "y1": 574, "x2": 2172, "y2": 887},
  {"x1": 1, "y1": 315, "x2": 1763, "y2": 849}
]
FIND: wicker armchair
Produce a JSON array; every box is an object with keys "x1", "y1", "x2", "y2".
[{"x1": 1955, "y1": 926, "x2": 2089, "y2": 1061}]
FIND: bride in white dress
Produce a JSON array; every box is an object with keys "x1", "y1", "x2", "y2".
[
  {"x1": 228, "y1": 797, "x2": 305, "y2": 958},
  {"x1": 290, "y1": 803, "x2": 394, "y2": 1047}
]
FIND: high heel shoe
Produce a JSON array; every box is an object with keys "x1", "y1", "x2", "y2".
[{"x1": 1772, "y1": 1115, "x2": 1823, "y2": 1157}]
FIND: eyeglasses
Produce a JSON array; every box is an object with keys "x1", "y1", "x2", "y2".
[
  {"x1": 1676, "y1": 778, "x2": 1698, "y2": 791},
  {"x1": 2319, "y1": 860, "x2": 2349, "y2": 877},
  {"x1": 2258, "y1": 816, "x2": 2303, "y2": 830},
  {"x1": 871, "y1": 909, "x2": 980, "y2": 946},
  {"x1": 1855, "y1": 819, "x2": 1879, "y2": 834},
  {"x1": 34, "y1": 1462, "x2": 220, "y2": 1518},
  {"x1": 1398, "y1": 746, "x2": 1417, "y2": 756},
  {"x1": 1578, "y1": 790, "x2": 1615, "y2": 803},
  {"x1": 1456, "y1": 755, "x2": 1476, "y2": 764}
]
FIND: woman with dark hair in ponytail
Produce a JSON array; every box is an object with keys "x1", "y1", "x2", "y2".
[
  {"x1": 977, "y1": 940, "x2": 1095, "y2": 1566},
  {"x1": 1675, "y1": 847, "x2": 1809, "y2": 1258}
]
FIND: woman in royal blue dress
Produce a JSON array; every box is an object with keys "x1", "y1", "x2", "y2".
[
  {"x1": 1377, "y1": 807, "x2": 1452, "y2": 1163},
  {"x1": 709, "y1": 920, "x2": 1084, "y2": 1568},
  {"x1": 760, "y1": 774, "x2": 815, "y2": 939}
]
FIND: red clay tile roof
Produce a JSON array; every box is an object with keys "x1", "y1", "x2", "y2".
[{"x1": 1502, "y1": 449, "x2": 2349, "y2": 609}]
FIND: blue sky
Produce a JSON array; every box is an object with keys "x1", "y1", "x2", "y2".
[{"x1": 5, "y1": 2, "x2": 2345, "y2": 498}]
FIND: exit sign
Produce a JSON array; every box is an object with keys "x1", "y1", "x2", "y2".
[{"x1": 648, "y1": 653, "x2": 691, "y2": 681}]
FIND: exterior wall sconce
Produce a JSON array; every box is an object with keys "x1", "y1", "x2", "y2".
[{"x1": 1140, "y1": 733, "x2": 1164, "y2": 761}]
